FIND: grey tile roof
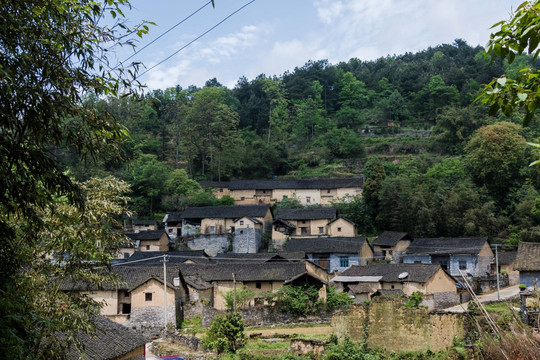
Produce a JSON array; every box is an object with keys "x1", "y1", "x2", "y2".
[
  {"x1": 514, "y1": 242, "x2": 540, "y2": 271},
  {"x1": 180, "y1": 205, "x2": 271, "y2": 220},
  {"x1": 284, "y1": 237, "x2": 367, "y2": 254},
  {"x1": 68, "y1": 315, "x2": 149, "y2": 360},
  {"x1": 125, "y1": 230, "x2": 167, "y2": 241},
  {"x1": 372, "y1": 231, "x2": 411, "y2": 247},
  {"x1": 200, "y1": 178, "x2": 363, "y2": 190},
  {"x1": 348, "y1": 283, "x2": 375, "y2": 294},
  {"x1": 132, "y1": 220, "x2": 159, "y2": 226},
  {"x1": 275, "y1": 207, "x2": 337, "y2": 220},
  {"x1": 497, "y1": 251, "x2": 517, "y2": 265},
  {"x1": 340, "y1": 263, "x2": 446, "y2": 283},
  {"x1": 178, "y1": 262, "x2": 309, "y2": 282},
  {"x1": 123, "y1": 251, "x2": 211, "y2": 265},
  {"x1": 211, "y1": 252, "x2": 307, "y2": 263},
  {"x1": 164, "y1": 211, "x2": 183, "y2": 223},
  {"x1": 405, "y1": 237, "x2": 488, "y2": 255}
]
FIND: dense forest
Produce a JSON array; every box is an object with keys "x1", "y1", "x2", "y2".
[{"x1": 62, "y1": 40, "x2": 540, "y2": 245}]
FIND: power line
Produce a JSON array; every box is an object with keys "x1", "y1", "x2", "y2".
[
  {"x1": 120, "y1": 1, "x2": 213, "y2": 66},
  {"x1": 137, "y1": 0, "x2": 256, "y2": 79}
]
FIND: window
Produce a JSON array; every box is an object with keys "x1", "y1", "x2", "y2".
[
  {"x1": 302, "y1": 220, "x2": 306, "y2": 224},
  {"x1": 210, "y1": 226, "x2": 215, "y2": 233},
  {"x1": 240, "y1": 220, "x2": 244, "y2": 226},
  {"x1": 414, "y1": 260, "x2": 422, "y2": 264},
  {"x1": 256, "y1": 282, "x2": 261, "y2": 289},
  {"x1": 389, "y1": 250, "x2": 393, "y2": 255},
  {"x1": 145, "y1": 245, "x2": 150, "y2": 250},
  {"x1": 219, "y1": 188, "x2": 223, "y2": 192},
  {"x1": 145, "y1": 293, "x2": 152, "y2": 302},
  {"x1": 240, "y1": 196, "x2": 245, "y2": 201},
  {"x1": 391, "y1": 285, "x2": 395, "y2": 289},
  {"x1": 327, "y1": 189, "x2": 331, "y2": 194},
  {"x1": 124, "y1": 291, "x2": 129, "y2": 297},
  {"x1": 306, "y1": 196, "x2": 311, "y2": 203},
  {"x1": 168, "y1": 228, "x2": 173, "y2": 233},
  {"x1": 239, "y1": 230, "x2": 244, "y2": 234},
  {"x1": 123, "y1": 252, "x2": 130, "y2": 259},
  {"x1": 337, "y1": 227, "x2": 342, "y2": 232},
  {"x1": 459, "y1": 260, "x2": 467, "y2": 270},
  {"x1": 318, "y1": 227, "x2": 324, "y2": 234},
  {"x1": 340, "y1": 256, "x2": 349, "y2": 267}
]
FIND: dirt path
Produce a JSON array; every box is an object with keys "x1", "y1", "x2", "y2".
[{"x1": 245, "y1": 325, "x2": 334, "y2": 337}]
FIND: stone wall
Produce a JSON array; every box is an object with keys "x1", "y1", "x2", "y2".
[
  {"x1": 233, "y1": 228, "x2": 262, "y2": 253},
  {"x1": 128, "y1": 304, "x2": 176, "y2": 338},
  {"x1": 332, "y1": 300, "x2": 464, "y2": 353},
  {"x1": 187, "y1": 234, "x2": 230, "y2": 256}
]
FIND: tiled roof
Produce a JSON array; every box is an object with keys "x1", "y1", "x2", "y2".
[
  {"x1": 497, "y1": 251, "x2": 517, "y2": 265},
  {"x1": 275, "y1": 207, "x2": 337, "y2": 220},
  {"x1": 284, "y1": 237, "x2": 367, "y2": 254},
  {"x1": 180, "y1": 205, "x2": 271, "y2": 220},
  {"x1": 132, "y1": 220, "x2": 159, "y2": 226},
  {"x1": 164, "y1": 211, "x2": 183, "y2": 223},
  {"x1": 123, "y1": 250, "x2": 211, "y2": 265},
  {"x1": 200, "y1": 178, "x2": 364, "y2": 190},
  {"x1": 514, "y1": 242, "x2": 540, "y2": 271},
  {"x1": 211, "y1": 251, "x2": 307, "y2": 263},
  {"x1": 405, "y1": 237, "x2": 488, "y2": 255},
  {"x1": 178, "y1": 262, "x2": 309, "y2": 282},
  {"x1": 341, "y1": 263, "x2": 446, "y2": 283},
  {"x1": 348, "y1": 283, "x2": 375, "y2": 294},
  {"x1": 372, "y1": 231, "x2": 411, "y2": 247},
  {"x1": 67, "y1": 316, "x2": 148, "y2": 360},
  {"x1": 125, "y1": 230, "x2": 167, "y2": 241}
]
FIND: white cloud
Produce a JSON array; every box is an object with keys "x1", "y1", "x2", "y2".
[{"x1": 315, "y1": 0, "x2": 343, "y2": 24}]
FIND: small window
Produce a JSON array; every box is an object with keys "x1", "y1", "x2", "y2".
[
  {"x1": 340, "y1": 256, "x2": 349, "y2": 267},
  {"x1": 124, "y1": 291, "x2": 129, "y2": 297},
  {"x1": 327, "y1": 189, "x2": 331, "y2": 194},
  {"x1": 240, "y1": 220, "x2": 244, "y2": 226},
  {"x1": 168, "y1": 228, "x2": 173, "y2": 233},
  {"x1": 123, "y1": 252, "x2": 130, "y2": 259},
  {"x1": 459, "y1": 260, "x2": 467, "y2": 270},
  {"x1": 256, "y1": 282, "x2": 261, "y2": 289},
  {"x1": 318, "y1": 227, "x2": 324, "y2": 234},
  {"x1": 391, "y1": 285, "x2": 395, "y2": 289},
  {"x1": 389, "y1": 250, "x2": 393, "y2": 255},
  {"x1": 240, "y1": 196, "x2": 245, "y2": 201},
  {"x1": 306, "y1": 196, "x2": 311, "y2": 203},
  {"x1": 145, "y1": 245, "x2": 150, "y2": 250},
  {"x1": 210, "y1": 226, "x2": 215, "y2": 233},
  {"x1": 219, "y1": 188, "x2": 223, "y2": 192},
  {"x1": 337, "y1": 227, "x2": 342, "y2": 232},
  {"x1": 302, "y1": 220, "x2": 306, "y2": 224},
  {"x1": 240, "y1": 230, "x2": 244, "y2": 234},
  {"x1": 145, "y1": 293, "x2": 152, "y2": 301}
]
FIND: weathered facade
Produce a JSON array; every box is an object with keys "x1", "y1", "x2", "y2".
[
  {"x1": 402, "y1": 237, "x2": 493, "y2": 277},
  {"x1": 200, "y1": 178, "x2": 363, "y2": 206},
  {"x1": 372, "y1": 231, "x2": 412, "y2": 263},
  {"x1": 514, "y1": 242, "x2": 540, "y2": 287}
]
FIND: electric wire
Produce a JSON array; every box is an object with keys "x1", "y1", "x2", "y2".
[
  {"x1": 137, "y1": 0, "x2": 256, "y2": 79},
  {"x1": 120, "y1": 0, "x2": 213, "y2": 66}
]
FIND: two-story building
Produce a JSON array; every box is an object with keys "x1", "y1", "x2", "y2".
[
  {"x1": 283, "y1": 237, "x2": 373, "y2": 273},
  {"x1": 372, "y1": 231, "x2": 412, "y2": 263},
  {"x1": 117, "y1": 230, "x2": 170, "y2": 259},
  {"x1": 201, "y1": 178, "x2": 363, "y2": 206},
  {"x1": 402, "y1": 237, "x2": 493, "y2": 277}
]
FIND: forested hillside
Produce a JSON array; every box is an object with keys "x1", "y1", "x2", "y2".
[{"x1": 62, "y1": 40, "x2": 540, "y2": 245}]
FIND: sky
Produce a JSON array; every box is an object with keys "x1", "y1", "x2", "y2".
[{"x1": 116, "y1": 0, "x2": 522, "y2": 90}]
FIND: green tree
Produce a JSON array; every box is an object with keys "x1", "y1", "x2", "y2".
[
  {"x1": 204, "y1": 312, "x2": 247, "y2": 354},
  {"x1": 222, "y1": 285, "x2": 255, "y2": 310},
  {"x1": 163, "y1": 169, "x2": 202, "y2": 210},
  {"x1": 465, "y1": 122, "x2": 527, "y2": 198},
  {"x1": 478, "y1": 0, "x2": 540, "y2": 125},
  {"x1": 0, "y1": 1, "x2": 149, "y2": 357}
]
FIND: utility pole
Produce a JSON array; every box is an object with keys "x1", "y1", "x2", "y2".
[
  {"x1": 494, "y1": 244, "x2": 500, "y2": 301},
  {"x1": 162, "y1": 255, "x2": 169, "y2": 329},
  {"x1": 232, "y1": 272, "x2": 237, "y2": 312}
]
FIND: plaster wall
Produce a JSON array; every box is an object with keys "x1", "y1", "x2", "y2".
[{"x1": 131, "y1": 279, "x2": 176, "y2": 308}]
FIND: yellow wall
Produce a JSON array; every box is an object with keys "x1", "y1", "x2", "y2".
[
  {"x1": 479, "y1": 242, "x2": 494, "y2": 257},
  {"x1": 328, "y1": 218, "x2": 356, "y2": 237},
  {"x1": 139, "y1": 233, "x2": 169, "y2": 252},
  {"x1": 425, "y1": 269, "x2": 457, "y2": 293},
  {"x1": 336, "y1": 187, "x2": 362, "y2": 201},
  {"x1": 360, "y1": 242, "x2": 374, "y2": 265},
  {"x1": 82, "y1": 290, "x2": 118, "y2": 316},
  {"x1": 131, "y1": 279, "x2": 175, "y2": 308},
  {"x1": 116, "y1": 247, "x2": 135, "y2": 259},
  {"x1": 229, "y1": 189, "x2": 257, "y2": 204}
]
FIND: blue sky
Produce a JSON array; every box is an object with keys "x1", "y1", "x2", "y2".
[{"x1": 118, "y1": 0, "x2": 522, "y2": 90}]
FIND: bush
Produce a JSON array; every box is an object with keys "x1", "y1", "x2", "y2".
[
  {"x1": 274, "y1": 284, "x2": 323, "y2": 317},
  {"x1": 405, "y1": 291, "x2": 424, "y2": 308},
  {"x1": 222, "y1": 285, "x2": 255, "y2": 310},
  {"x1": 204, "y1": 312, "x2": 247, "y2": 354},
  {"x1": 326, "y1": 286, "x2": 354, "y2": 311}
]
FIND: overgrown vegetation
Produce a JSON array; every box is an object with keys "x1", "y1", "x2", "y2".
[
  {"x1": 272, "y1": 284, "x2": 323, "y2": 317},
  {"x1": 326, "y1": 286, "x2": 354, "y2": 311},
  {"x1": 204, "y1": 312, "x2": 247, "y2": 354},
  {"x1": 222, "y1": 285, "x2": 255, "y2": 311}
]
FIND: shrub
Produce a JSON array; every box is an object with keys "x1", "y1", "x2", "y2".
[
  {"x1": 222, "y1": 285, "x2": 255, "y2": 311},
  {"x1": 326, "y1": 286, "x2": 354, "y2": 311},
  {"x1": 405, "y1": 291, "x2": 424, "y2": 308},
  {"x1": 204, "y1": 312, "x2": 247, "y2": 354},
  {"x1": 274, "y1": 284, "x2": 323, "y2": 317}
]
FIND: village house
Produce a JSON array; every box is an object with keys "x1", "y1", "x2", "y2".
[
  {"x1": 402, "y1": 237, "x2": 494, "y2": 277},
  {"x1": 331, "y1": 263, "x2": 459, "y2": 309},
  {"x1": 66, "y1": 315, "x2": 148, "y2": 360},
  {"x1": 211, "y1": 251, "x2": 307, "y2": 263},
  {"x1": 165, "y1": 205, "x2": 273, "y2": 255},
  {"x1": 117, "y1": 230, "x2": 170, "y2": 260},
  {"x1": 371, "y1": 231, "x2": 412, "y2": 263},
  {"x1": 60, "y1": 265, "x2": 184, "y2": 335},
  {"x1": 200, "y1": 178, "x2": 363, "y2": 206},
  {"x1": 514, "y1": 242, "x2": 540, "y2": 288},
  {"x1": 497, "y1": 251, "x2": 519, "y2": 285},
  {"x1": 283, "y1": 237, "x2": 373, "y2": 273},
  {"x1": 124, "y1": 219, "x2": 159, "y2": 233},
  {"x1": 273, "y1": 207, "x2": 354, "y2": 249},
  {"x1": 177, "y1": 262, "x2": 329, "y2": 312}
]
